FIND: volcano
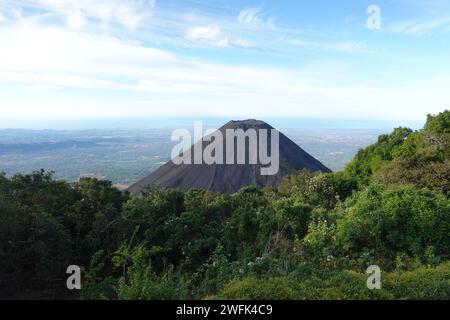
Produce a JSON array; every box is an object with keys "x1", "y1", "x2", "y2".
[{"x1": 128, "y1": 120, "x2": 331, "y2": 194}]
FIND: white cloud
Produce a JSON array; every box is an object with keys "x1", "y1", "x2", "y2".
[
  {"x1": 334, "y1": 41, "x2": 367, "y2": 52},
  {"x1": 236, "y1": 9, "x2": 364, "y2": 52},
  {"x1": 0, "y1": 24, "x2": 176, "y2": 74},
  {"x1": 0, "y1": 21, "x2": 447, "y2": 123},
  {"x1": 17, "y1": 0, "x2": 155, "y2": 29},
  {"x1": 187, "y1": 25, "x2": 221, "y2": 40},
  {"x1": 186, "y1": 25, "x2": 229, "y2": 47},
  {"x1": 232, "y1": 39, "x2": 254, "y2": 48},
  {"x1": 185, "y1": 25, "x2": 255, "y2": 48},
  {"x1": 66, "y1": 8, "x2": 87, "y2": 30},
  {"x1": 238, "y1": 8, "x2": 262, "y2": 24},
  {"x1": 282, "y1": 37, "x2": 367, "y2": 53},
  {"x1": 238, "y1": 7, "x2": 275, "y2": 28},
  {"x1": 12, "y1": 8, "x2": 23, "y2": 20},
  {"x1": 388, "y1": 16, "x2": 450, "y2": 35},
  {"x1": 0, "y1": 11, "x2": 6, "y2": 22},
  {"x1": 0, "y1": 7, "x2": 446, "y2": 125}
]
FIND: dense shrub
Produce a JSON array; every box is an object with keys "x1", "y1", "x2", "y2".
[
  {"x1": 344, "y1": 127, "x2": 412, "y2": 186},
  {"x1": 217, "y1": 262, "x2": 450, "y2": 300},
  {"x1": 382, "y1": 262, "x2": 450, "y2": 299},
  {"x1": 278, "y1": 170, "x2": 357, "y2": 209},
  {"x1": 336, "y1": 185, "x2": 450, "y2": 266},
  {"x1": 424, "y1": 110, "x2": 450, "y2": 134},
  {"x1": 0, "y1": 172, "x2": 127, "y2": 297},
  {"x1": 115, "y1": 245, "x2": 189, "y2": 300},
  {"x1": 219, "y1": 277, "x2": 299, "y2": 300},
  {"x1": 345, "y1": 110, "x2": 450, "y2": 193}
]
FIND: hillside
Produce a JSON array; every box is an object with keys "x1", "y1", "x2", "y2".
[{"x1": 344, "y1": 110, "x2": 450, "y2": 194}]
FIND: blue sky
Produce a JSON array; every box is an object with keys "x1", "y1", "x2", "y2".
[{"x1": 0, "y1": 0, "x2": 449, "y2": 129}]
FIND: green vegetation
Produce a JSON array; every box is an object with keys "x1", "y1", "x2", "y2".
[
  {"x1": 0, "y1": 111, "x2": 449, "y2": 299},
  {"x1": 345, "y1": 110, "x2": 450, "y2": 194},
  {"x1": 218, "y1": 262, "x2": 450, "y2": 300}
]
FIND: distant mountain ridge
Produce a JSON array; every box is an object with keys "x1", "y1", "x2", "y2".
[{"x1": 128, "y1": 120, "x2": 331, "y2": 194}]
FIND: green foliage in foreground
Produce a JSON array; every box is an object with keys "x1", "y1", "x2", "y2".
[
  {"x1": 217, "y1": 262, "x2": 450, "y2": 300},
  {"x1": 0, "y1": 110, "x2": 449, "y2": 300}
]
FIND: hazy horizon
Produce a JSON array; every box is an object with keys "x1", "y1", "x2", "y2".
[{"x1": 0, "y1": 116, "x2": 425, "y2": 131}]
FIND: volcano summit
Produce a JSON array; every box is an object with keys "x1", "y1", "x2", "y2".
[{"x1": 128, "y1": 120, "x2": 331, "y2": 194}]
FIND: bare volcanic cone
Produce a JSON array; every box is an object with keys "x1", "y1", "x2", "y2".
[{"x1": 128, "y1": 120, "x2": 331, "y2": 194}]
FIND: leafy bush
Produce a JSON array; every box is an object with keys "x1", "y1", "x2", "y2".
[
  {"x1": 217, "y1": 262, "x2": 450, "y2": 300},
  {"x1": 424, "y1": 110, "x2": 450, "y2": 134},
  {"x1": 344, "y1": 127, "x2": 412, "y2": 186},
  {"x1": 278, "y1": 170, "x2": 357, "y2": 209},
  {"x1": 336, "y1": 185, "x2": 450, "y2": 267},
  {"x1": 115, "y1": 245, "x2": 189, "y2": 300},
  {"x1": 382, "y1": 262, "x2": 450, "y2": 299},
  {"x1": 218, "y1": 277, "x2": 299, "y2": 300},
  {"x1": 81, "y1": 250, "x2": 116, "y2": 300}
]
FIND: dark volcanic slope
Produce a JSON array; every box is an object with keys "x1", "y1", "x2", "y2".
[{"x1": 128, "y1": 120, "x2": 331, "y2": 194}]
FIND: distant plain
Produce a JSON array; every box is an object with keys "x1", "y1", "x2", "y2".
[{"x1": 0, "y1": 127, "x2": 385, "y2": 188}]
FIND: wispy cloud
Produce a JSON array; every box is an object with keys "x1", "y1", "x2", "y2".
[
  {"x1": 388, "y1": 16, "x2": 450, "y2": 35},
  {"x1": 12, "y1": 0, "x2": 155, "y2": 30},
  {"x1": 182, "y1": 6, "x2": 364, "y2": 51},
  {"x1": 185, "y1": 24, "x2": 257, "y2": 48},
  {"x1": 0, "y1": 0, "x2": 448, "y2": 125},
  {"x1": 185, "y1": 24, "x2": 229, "y2": 47},
  {"x1": 1, "y1": 1, "x2": 366, "y2": 54},
  {"x1": 0, "y1": 21, "x2": 447, "y2": 122},
  {"x1": 232, "y1": 38, "x2": 254, "y2": 48},
  {"x1": 66, "y1": 7, "x2": 87, "y2": 30},
  {"x1": 238, "y1": 7, "x2": 277, "y2": 29},
  {"x1": 281, "y1": 37, "x2": 367, "y2": 53}
]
